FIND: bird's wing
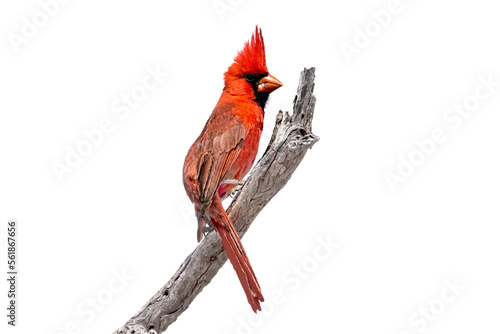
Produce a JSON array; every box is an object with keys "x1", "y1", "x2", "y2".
[{"x1": 196, "y1": 102, "x2": 247, "y2": 216}]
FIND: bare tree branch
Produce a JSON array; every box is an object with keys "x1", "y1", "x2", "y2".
[{"x1": 113, "y1": 67, "x2": 319, "y2": 334}]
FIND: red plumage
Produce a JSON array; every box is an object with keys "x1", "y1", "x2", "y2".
[
  {"x1": 182, "y1": 26, "x2": 282, "y2": 312},
  {"x1": 225, "y1": 27, "x2": 268, "y2": 81}
]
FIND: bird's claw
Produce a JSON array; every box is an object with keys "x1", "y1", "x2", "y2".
[
  {"x1": 203, "y1": 225, "x2": 214, "y2": 236},
  {"x1": 198, "y1": 215, "x2": 214, "y2": 241},
  {"x1": 229, "y1": 180, "x2": 245, "y2": 199}
]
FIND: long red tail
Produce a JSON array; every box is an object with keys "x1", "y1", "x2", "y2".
[{"x1": 209, "y1": 195, "x2": 264, "y2": 312}]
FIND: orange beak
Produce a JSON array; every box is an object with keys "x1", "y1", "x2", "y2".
[{"x1": 257, "y1": 74, "x2": 282, "y2": 93}]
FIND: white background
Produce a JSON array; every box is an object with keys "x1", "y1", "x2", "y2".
[{"x1": 1, "y1": 0, "x2": 500, "y2": 333}]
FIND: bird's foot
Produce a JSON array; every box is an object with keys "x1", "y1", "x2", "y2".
[
  {"x1": 197, "y1": 215, "x2": 214, "y2": 242},
  {"x1": 221, "y1": 179, "x2": 242, "y2": 185},
  {"x1": 203, "y1": 225, "x2": 214, "y2": 235},
  {"x1": 228, "y1": 180, "x2": 246, "y2": 199}
]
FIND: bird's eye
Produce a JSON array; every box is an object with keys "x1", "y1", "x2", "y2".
[{"x1": 245, "y1": 73, "x2": 255, "y2": 82}]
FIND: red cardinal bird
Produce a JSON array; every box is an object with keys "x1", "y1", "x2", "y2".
[{"x1": 182, "y1": 27, "x2": 282, "y2": 312}]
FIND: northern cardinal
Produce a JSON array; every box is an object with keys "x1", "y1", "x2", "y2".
[{"x1": 182, "y1": 27, "x2": 282, "y2": 312}]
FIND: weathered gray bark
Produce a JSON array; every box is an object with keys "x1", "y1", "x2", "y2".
[{"x1": 113, "y1": 67, "x2": 319, "y2": 334}]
